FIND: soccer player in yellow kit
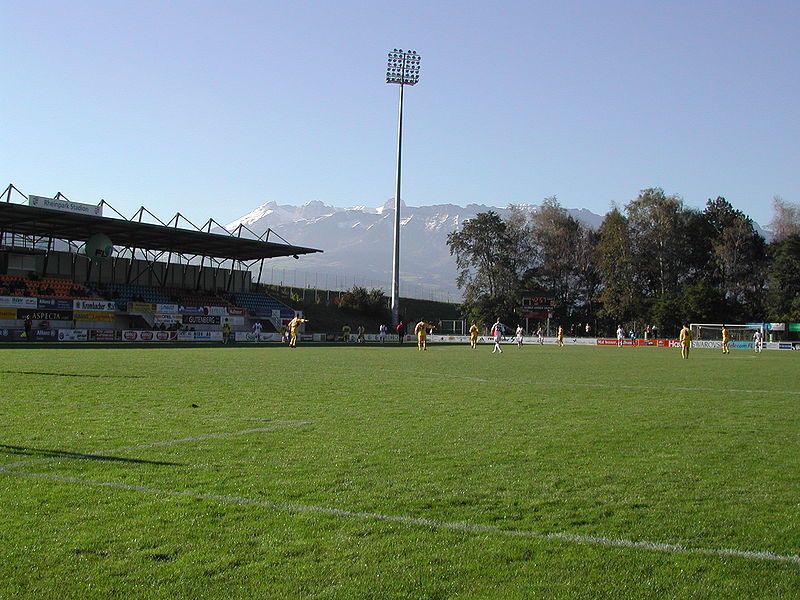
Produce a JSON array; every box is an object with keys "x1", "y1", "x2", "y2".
[
  {"x1": 679, "y1": 324, "x2": 692, "y2": 359},
  {"x1": 287, "y1": 316, "x2": 308, "y2": 348},
  {"x1": 557, "y1": 326, "x2": 564, "y2": 347},
  {"x1": 721, "y1": 325, "x2": 730, "y2": 354},
  {"x1": 414, "y1": 319, "x2": 434, "y2": 351},
  {"x1": 469, "y1": 323, "x2": 479, "y2": 349}
]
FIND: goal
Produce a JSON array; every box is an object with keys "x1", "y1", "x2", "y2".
[{"x1": 690, "y1": 323, "x2": 763, "y2": 342}]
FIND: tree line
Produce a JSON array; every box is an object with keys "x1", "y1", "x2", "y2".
[{"x1": 447, "y1": 189, "x2": 800, "y2": 336}]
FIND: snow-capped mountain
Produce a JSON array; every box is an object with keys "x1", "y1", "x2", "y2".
[
  {"x1": 225, "y1": 200, "x2": 605, "y2": 300},
  {"x1": 226, "y1": 200, "x2": 772, "y2": 299}
]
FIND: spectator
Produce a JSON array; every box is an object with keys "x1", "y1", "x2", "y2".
[{"x1": 23, "y1": 314, "x2": 33, "y2": 341}]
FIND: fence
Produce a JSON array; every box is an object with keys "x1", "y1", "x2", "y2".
[{"x1": 252, "y1": 266, "x2": 461, "y2": 304}]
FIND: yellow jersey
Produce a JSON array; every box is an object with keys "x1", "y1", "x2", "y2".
[
  {"x1": 414, "y1": 321, "x2": 432, "y2": 337},
  {"x1": 288, "y1": 317, "x2": 307, "y2": 334}
]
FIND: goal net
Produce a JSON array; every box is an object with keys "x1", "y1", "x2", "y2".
[{"x1": 690, "y1": 323, "x2": 763, "y2": 341}]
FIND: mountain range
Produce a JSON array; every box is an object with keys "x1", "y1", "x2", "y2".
[{"x1": 226, "y1": 200, "x2": 770, "y2": 300}]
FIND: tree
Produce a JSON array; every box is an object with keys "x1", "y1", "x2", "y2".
[
  {"x1": 769, "y1": 196, "x2": 800, "y2": 242},
  {"x1": 596, "y1": 208, "x2": 639, "y2": 329},
  {"x1": 766, "y1": 233, "x2": 800, "y2": 321},
  {"x1": 446, "y1": 211, "x2": 526, "y2": 325},
  {"x1": 625, "y1": 188, "x2": 688, "y2": 298},
  {"x1": 703, "y1": 197, "x2": 767, "y2": 316},
  {"x1": 523, "y1": 197, "x2": 596, "y2": 325},
  {"x1": 338, "y1": 286, "x2": 388, "y2": 317}
]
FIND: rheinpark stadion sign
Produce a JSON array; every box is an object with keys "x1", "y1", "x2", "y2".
[{"x1": 28, "y1": 194, "x2": 103, "y2": 216}]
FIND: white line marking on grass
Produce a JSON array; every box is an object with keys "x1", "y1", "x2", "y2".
[
  {"x1": 1, "y1": 467, "x2": 798, "y2": 566},
  {"x1": 2, "y1": 422, "x2": 311, "y2": 470},
  {"x1": 429, "y1": 372, "x2": 490, "y2": 383}
]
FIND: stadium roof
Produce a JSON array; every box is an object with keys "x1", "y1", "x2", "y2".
[{"x1": 0, "y1": 201, "x2": 322, "y2": 261}]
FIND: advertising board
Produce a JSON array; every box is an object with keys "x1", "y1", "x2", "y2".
[
  {"x1": 73, "y1": 299, "x2": 116, "y2": 312},
  {"x1": 183, "y1": 315, "x2": 221, "y2": 325},
  {"x1": 58, "y1": 329, "x2": 89, "y2": 342},
  {"x1": 29, "y1": 194, "x2": 102, "y2": 216},
  {"x1": 155, "y1": 303, "x2": 180, "y2": 314},
  {"x1": 37, "y1": 298, "x2": 74, "y2": 310},
  {"x1": 0, "y1": 296, "x2": 37, "y2": 309},
  {"x1": 128, "y1": 302, "x2": 155, "y2": 313},
  {"x1": 17, "y1": 309, "x2": 73, "y2": 321},
  {"x1": 121, "y1": 330, "x2": 178, "y2": 342},
  {"x1": 74, "y1": 310, "x2": 115, "y2": 322},
  {"x1": 89, "y1": 329, "x2": 117, "y2": 341}
]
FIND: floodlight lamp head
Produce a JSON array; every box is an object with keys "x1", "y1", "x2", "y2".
[{"x1": 386, "y1": 48, "x2": 421, "y2": 85}]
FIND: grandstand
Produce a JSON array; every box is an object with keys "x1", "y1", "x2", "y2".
[{"x1": 0, "y1": 185, "x2": 321, "y2": 342}]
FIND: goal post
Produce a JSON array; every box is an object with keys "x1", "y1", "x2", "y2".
[
  {"x1": 437, "y1": 320, "x2": 466, "y2": 336},
  {"x1": 690, "y1": 323, "x2": 763, "y2": 342}
]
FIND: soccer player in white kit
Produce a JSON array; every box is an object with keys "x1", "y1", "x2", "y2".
[
  {"x1": 515, "y1": 325, "x2": 524, "y2": 348},
  {"x1": 753, "y1": 329, "x2": 763, "y2": 353},
  {"x1": 491, "y1": 318, "x2": 505, "y2": 353}
]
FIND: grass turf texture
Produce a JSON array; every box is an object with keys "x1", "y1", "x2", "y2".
[{"x1": 0, "y1": 343, "x2": 798, "y2": 599}]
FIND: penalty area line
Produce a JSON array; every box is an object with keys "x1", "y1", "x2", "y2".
[{"x1": 1, "y1": 467, "x2": 798, "y2": 567}]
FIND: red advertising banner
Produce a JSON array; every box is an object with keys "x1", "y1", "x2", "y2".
[
  {"x1": 122, "y1": 330, "x2": 178, "y2": 342},
  {"x1": 597, "y1": 338, "x2": 672, "y2": 347}
]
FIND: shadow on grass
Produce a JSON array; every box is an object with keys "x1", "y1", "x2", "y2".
[
  {"x1": 0, "y1": 444, "x2": 182, "y2": 466},
  {"x1": 0, "y1": 370, "x2": 146, "y2": 378}
]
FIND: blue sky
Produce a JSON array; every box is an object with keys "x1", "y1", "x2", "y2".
[{"x1": 2, "y1": 0, "x2": 798, "y2": 227}]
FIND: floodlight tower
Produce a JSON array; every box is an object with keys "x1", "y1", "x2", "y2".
[{"x1": 386, "y1": 48, "x2": 421, "y2": 326}]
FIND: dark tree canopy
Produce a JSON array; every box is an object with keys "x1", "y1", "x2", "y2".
[{"x1": 446, "y1": 191, "x2": 792, "y2": 337}]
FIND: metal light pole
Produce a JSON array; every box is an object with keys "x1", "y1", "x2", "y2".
[{"x1": 386, "y1": 48, "x2": 420, "y2": 326}]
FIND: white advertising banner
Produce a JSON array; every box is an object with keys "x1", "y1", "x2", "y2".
[
  {"x1": 29, "y1": 194, "x2": 103, "y2": 216},
  {"x1": 234, "y1": 332, "x2": 282, "y2": 342},
  {"x1": 154, "y1": 314, "x2": 182, "y2": 327},
  {"x1": 121, "y1": 330, "x2": 178, "y2": 342},
  {"x1": 57, "y1": 329, "x2": 89, "y2": 341},
  {"x1": 0, "y1": 296, "x2": 38, "y2": 309},
  {"x1": 177, "y1": 331, "x2": 223, "y2": 342},
  {"x1": 73, "y1": 299, "x2": 116, "y2": 312},
  {"x1": 192, "y1": 331, "x2": 222, "y2": 342},
  {"x1": 155, "y1": 303, "x2": 181, "y2": 314}
]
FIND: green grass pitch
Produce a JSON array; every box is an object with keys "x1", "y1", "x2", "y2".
[{"x1": 1, "y1": 342, "x2": 798, "y2": 599}]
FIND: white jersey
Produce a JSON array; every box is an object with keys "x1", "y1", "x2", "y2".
[
  {"x1": 753, "y1": 331, "x2": 763, "y2": 350},
  {"x1": 253, "y1": 322, "x2": 262, "y2": 335},
  {"x1": 492, "y1": 322, "x2": 504, "y2": 340},
  {"x1": 515, "y1": 327, "x2": 524, "y2": 341}
]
